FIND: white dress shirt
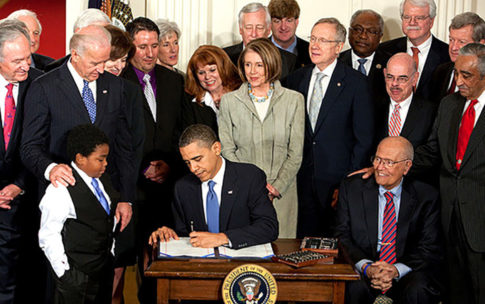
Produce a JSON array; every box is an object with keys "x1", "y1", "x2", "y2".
[
  {"x1": 447, "y1": 70, "x2": 458, "y2": 93},
  {"x1": 406, "y1": 35, "x2": 432, "y2": 87},
  {"x1": 462, "y1": 90, "x2": 485, "y2": 127},
  {"x1": 44, "y1": 60, "x2": 98, "y2": 180},
  {"x1": 192, "y1": 91, "x2": 219, "y2": 115},
  {"x1": 388, "y1": 93, "x2": 413, "y2": 135},
  {"x1": 201, "y1": 157, "x2": 226, "y2": 224},
  {"x1": 306, "y1": 59, "x2": 337, "y2": 113},
  {"x1": 39, "y1": 162, "x2": 114, "y2": 278},
  {"x1": 351, "y1": 50, "x2": 375, "y2": 76},
  {"x1": 0, "y1": 75, "x2": 19, "y2": 126}
]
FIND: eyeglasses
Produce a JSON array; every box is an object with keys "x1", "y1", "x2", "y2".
[
  {"x1": 308, "y1": 36, "x2": 342, "y2": 45},
  {"x1": 384, "y1": 73, "x2": 415, "y2": 84},
  {"x1": 401, "y1": 15, "x2": 430, "y2": 22},
  {"x1": 371, "y1": 156, "x2": 409, "y2": 168},
  {"x1": 349, "y1": 26, "x2": 381, "y2": 37}
]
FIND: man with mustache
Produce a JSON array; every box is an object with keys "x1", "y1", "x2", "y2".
[
  {"x1": 430, "y1": 12, "x2": 485, "y2": 104},
  {"x1": 340, "y1": 9, "x2": 390, "y2": 103},
  {"x1": 378, "y1": 0, "x2": 450, "y2": 100}
]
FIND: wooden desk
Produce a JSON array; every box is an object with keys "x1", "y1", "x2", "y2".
[{"x1": 145, "y1": 239, "x2": 359, "y2": 303}]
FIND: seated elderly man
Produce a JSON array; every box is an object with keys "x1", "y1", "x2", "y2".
[
  {"x1": 149, "y1": 124, "x2": 278, "y2": 249},
  {"x1": 336, "y1": 136, "x2": 442, "y2": 304}
]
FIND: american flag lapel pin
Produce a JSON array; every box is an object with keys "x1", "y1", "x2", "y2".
[{"x1": 103, "y1": 90, "x2": 108, "y2": 94}]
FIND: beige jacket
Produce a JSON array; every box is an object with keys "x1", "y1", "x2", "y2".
[{"x1": 218, "y1": 81, "x2": 305, "y2": 196}]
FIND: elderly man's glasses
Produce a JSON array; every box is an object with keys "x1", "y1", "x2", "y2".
[
  {"x1": 401, "y1": 15, "x2": 430, "y2": 22},
  {"x1": 372, "y1": 156, "x2": 409, "y2": 168},
  {"x1": 349, "y1": 26, "x2": 381, "y2": 37},
  {"x1": 308, "y1": 36, "x2": 342, "y2": 45},
  {"x1": 384, "y1": 73, "x2": 415, "y2": 84}
]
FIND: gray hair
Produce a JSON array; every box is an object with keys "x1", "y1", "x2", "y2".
[
  {"x1": 450, "y1": 12, "x2": 485, "y2": 43},
  {"x1": 69, "y1": 25, "x2": 111, "y2": 56},
  {"x1": 399, "y1": 0, "x2": 437, "y2": 19},
  {"x1": 7, "y1": 9, "x2": 42, "y2": 34},
  {"x1": 73, "y1": 9, "x2": 110, "y2": 33},
  {"x1": 155, "y1": 19, "x2": 181, "y2": 40},
  {"x1": 179, "y1": 124, "x2": 218, "y2": 148},
  {"x1": 350, "y1": 9, "x2": 384, "y2": 33},
  {"x1": 0, "y1": 22, "x2": 31, "y2": 62},
  {"x1": 313, "y1": 17, "x2": 347, "y2": 42},
  {"x1": 459, "y1": 43, "x2": 485, "y2": 77},
  {"x1": 238, "y1": 2, "x2": 271, "y2": 28}
]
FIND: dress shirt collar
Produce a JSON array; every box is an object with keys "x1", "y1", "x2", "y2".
[
  {"x1": 271, "y1": 35, "x2": 297, "y2": 54},
  {"x1": 133, "y1": 65, "x2": 157, "y2": 93},
  {"x1": 378, "y1": 178, "x2": 403, "y2": 200},
  {"x1": 406, "y1": 33, "x2": 432, "y2": 51},
  {"x1": 67, "y1": 59, "x2": 97, "y2": 98},
  {"x1": 0, "y1": 74, "x2": 19, "y2": 88},
  {"x1": 201, "y1": 157, "x2": 226, "y2": 188},
  {"x1": 312, "y1": 58, "x2": 338, "y2": 77},
  {"x1": 390, "y1": 93, "x2": 413, "y2": 109},
  {"x1": 192, "y1": 91, "x2": 219, "y2": 114}
]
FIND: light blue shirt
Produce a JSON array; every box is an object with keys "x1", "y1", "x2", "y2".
[
  {"x1": 355, "y1": 179, "x2": 412, "y2": 280},
  {"x1": 271, "y1": 35, "x2": 297, "y2": 55}
]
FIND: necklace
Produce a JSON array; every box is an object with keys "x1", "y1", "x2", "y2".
[{"x1": 248, "y1": 82, "x2": 274, "y2": 103}]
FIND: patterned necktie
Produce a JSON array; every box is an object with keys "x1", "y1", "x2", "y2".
[
  {"x1": 357, "y1": 58, "x2": 368, "y2": 75},
  {"x1": 380, "y1": 192, "x2": 397, "y2": 264},
  {"x1": 143, "y1": 74, "x2": 157, "y2": 122},
  {"x1": 206, "y1": 180, "x2": 219, "y2": 233},
  {"x1": 91, "y1": 178, "x2": 110, "y2": 214},
  {"x1": 82, "y1": 80, "x2": 96, "y2": 123},
  {"x1": 411, "y1": 47, "x2": 419, "y2": 70},
  {"x1": 4, "y1": 83, "x2": 15, "y2": 150},
  {"x1": 388, "y1": 104, "x2": 401, "y2": 136},
  {"x1": 309, "y1": 72, "x2": 326, "y2": 130},
  {"x1": 456, "y1": 99, "x2": 478, "y2": 170}
]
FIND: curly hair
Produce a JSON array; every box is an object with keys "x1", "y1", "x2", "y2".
[{"x1": 67, "y1": 124, "x2": 109, "y2": 161}]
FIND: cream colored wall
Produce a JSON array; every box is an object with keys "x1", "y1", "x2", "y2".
[{"x1": 66, "y1": 0, "x2": 484, "y2": 71}]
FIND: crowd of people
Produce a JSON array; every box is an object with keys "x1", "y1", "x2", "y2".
[{"x1": 0, "y1": 0, "x2": 484, "y2": 303}]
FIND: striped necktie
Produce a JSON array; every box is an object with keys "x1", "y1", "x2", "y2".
[
  {"x1": 388, "y1": 104, "x2": 401, "y2": 136},
  {"x1": 380, "y1": 191, "x2": 397, "y2": 264}
]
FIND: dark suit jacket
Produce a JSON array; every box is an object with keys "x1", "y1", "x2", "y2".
[
  {"x1": 412, "y1": 92, "x2": 485, "y2": 252},
  {"x1": 430, "y1": 61, "x2": 454, "y2": 104},
  {"x1": 378, "y1": 36, "x2": 450, "y2": 100},
  {"x1": 339, "y1": 48, "x2": 390, "y2": 103},
  {"x1": 31, "y1": 53, "x2": 55, "y2": 72},
  {"x1": 336, "y1": 175, "x2": 442, "y2": 279},
  {"x1": 0, "y1": 68, "x2": 43, "y2": 190},
  {"x1": 375, "y1": 95, "x2": 437, "y2": 149},
  {"x1": 294, "y1": 36, "x2": 311, "y2": 68},
  {"x1": 44, "y1": 54, "x2": 70, "y2": 72},
  {"x1": 172, "y1": 159, "x2": 278, "y2": 249},
  {"x1": 182, "y1": 93, "x2": 218, "y2": 135},
  {"x1": 20, "y1": 62, "x2": 135, "y2": 202},
  {"x1": 282, "y1": 61, "x2": 375, "y2": 184},
  {"x1": 223, "y1": 42, "x2": 297, "y2": 79}
]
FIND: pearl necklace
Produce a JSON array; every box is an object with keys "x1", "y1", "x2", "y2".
[{"x1": 248, "y1": 82, "x2": 274, "y2": 103}]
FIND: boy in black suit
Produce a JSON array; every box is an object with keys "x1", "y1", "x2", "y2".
[{"x1": 39, "y1": 125, "x2": 118, "y2": 304}]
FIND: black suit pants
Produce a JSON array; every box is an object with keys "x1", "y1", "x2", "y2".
[{"x1": 0, "y1": 203, "x2": 20, "y2": 304}]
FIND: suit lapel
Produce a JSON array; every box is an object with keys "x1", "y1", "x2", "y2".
[
  {"x1": 363, "y1": 181, "x2": 379, "y2": 258},
  {"x1": 447, "y1": 94, "x2": 466, "y2": 169},
  {"x1": 461, "y1": 101, "x2": 485, "y2": 168},
  {"x1": 219, "y1": 161, "x2": 238, "y2": 231},
  {"x1": 59, "y1": 64, "x2": 91, "y2": 122},
  {"x1": 419, "y1": 37, "x2": 439, "y2": 88},
  {"x1": 300, "y1": 66, "x2": 314, "y2": 134},
  {"x1": 95, "y1": 75, "x2": 109, "y2": 124},
  {"x1": 396, "y1": 181, "x2": 416, "y2": 259},
  {"x1": 400, "y1": 96, "x2": 421, "y2": 137},
  {"x1": 191, "y1": 178, "x2": 207, "y2": 230},
  {"x1": 123, "y1": 64, "x2": 153, "y2": 121},
  {"x1": 368, "y1": 50, "x2": 386, "y2": 80}
]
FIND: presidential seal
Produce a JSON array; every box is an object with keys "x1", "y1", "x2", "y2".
[{"x1": 222, "y1": 264, "x2": 277, "y2": 304}]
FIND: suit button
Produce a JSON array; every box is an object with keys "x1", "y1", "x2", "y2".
[
  {"x1": 460, "y1": 201, "x2": 466, "y2": 205},
  {"x1": 313, "y1": 141, "x2": 316, "y2": 145}
]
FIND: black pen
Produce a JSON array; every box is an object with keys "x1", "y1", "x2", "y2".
[{"x1": 190, "y1": 220, "x2": 194, "y2": 233}]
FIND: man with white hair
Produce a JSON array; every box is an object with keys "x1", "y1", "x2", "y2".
[
  {"x1": 378, "y1": 0, "x2": 450, "y2": 100},
  {"x1": 223, "y1": 2, "x2": 297, "y2": 78},
  {"x1": 44, "y1": 9, "x2": 111, "y2": 72},
  {"x1": 0, "y1": 22, "x2": 43, "y2": 304},
  {"x1": 21, "y1": 25, "x2": 135, "y2": 236},
  {"x1": 7, "y1": 9, "x2": 54, "y2": 71}
]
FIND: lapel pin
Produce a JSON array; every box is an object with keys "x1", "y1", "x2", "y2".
[
  {"x1": 376, "y1": 64, "x2": 382, "y2": 69},
  {"x1": 337, "y1": 82, "x2": 341, "y2": 87},
  {"x1": 103, "y1": 90, "x2": 108, "y2": 94},
  {"x1": 228, "y1": 190, "x2": 233, "y2": 195}
]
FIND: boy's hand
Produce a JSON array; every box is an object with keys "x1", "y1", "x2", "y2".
[
  {"x1": 50, "y1": 164, "x2": 76, "y2": 187},
  {"x1": 115, "y1": 202, "x2": 132, "y2": 231}
]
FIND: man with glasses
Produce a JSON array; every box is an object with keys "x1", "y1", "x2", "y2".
[
  {"x1": 430, "y1": 12, "x2": 485, "y2": 103},
  {"x1": 337, "y1": 136, "x2": 443, "y2": 304},
  {"x1": 378, "y1": 0, "x2": 450, "y2": 100},
  {"x1": 223, "y1": 2, "x2": 297, "y2": 78},
  {"x1": 340, "y1": 10, "x2": 390, "y2": 102},
  {"x1": 283, "y1": 18, "x2": 374, "y2": 238}
]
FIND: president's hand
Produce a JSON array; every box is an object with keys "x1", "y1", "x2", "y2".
[
  {"x1": 348, "y1": 166, "x2": 374, "y2": 179},
  {"x1": 115, "y1": 202, "x2": 132, "y2": 232},
  {"x1": 149, "y1": 226, "x2": 179, "y2": 245},
  {"x1": 0, "y1": 184, "x2": 22, "y2": 209},
  {"x1": 50, "y1": 164, "x2": 76, "y2": 187},
  {"x1": 189, "y1": 231, "x2": 229, "y2": 248}
]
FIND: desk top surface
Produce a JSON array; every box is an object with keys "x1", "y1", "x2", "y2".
[{"x1": 146, "y1": 239, "x2": 359, "y2": 281}]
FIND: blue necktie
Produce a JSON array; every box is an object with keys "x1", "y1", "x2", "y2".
[
  {"x1": 82, "y1": 80, "x2": 96, "y2": 123},
  {"x1": 357, "y1": 58, "x2": 367, "y2": 75},
  {"x1": 91, "y1": 178, "x2": 110, "y2": 214},
  {"x1": 206, "y1": 180, "x2": 219, "y2": 233}
]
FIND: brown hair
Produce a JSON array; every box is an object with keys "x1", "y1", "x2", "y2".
[
  {"x1": 185, "y1": 45, "x2": 242, "y2": 104},
  {"x1": 104, "y1": 24, "x2": 135, "y2": 60},
  {"x1": 268, "y1": 0, "x2": 300, "y2": 19},
  {"x1": 238, "y1": 38, "x2": 281, "y2": 83}
]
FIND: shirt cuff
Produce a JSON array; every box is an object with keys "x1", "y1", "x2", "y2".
[
  {"x1": 44, "y1": 163, "x2": 58, "y2": 181},
  {"x1": 52, "y1": 255, "x2": 70, "y2": 278},
  {"x1": 394, "y1": 263, "x2": 412, "y2": 280},
  {"x1": 355, "y1": 259, "x2": 373, "y2": 274}
]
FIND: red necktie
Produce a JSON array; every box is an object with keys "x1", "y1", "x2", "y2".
[
  {"x1": 456, "y1": 99, "x2": 478, "y2": 170},
  {"x1": 411, "y1": 47, "x2": 419, "y2": 92},
  {"x1": 380, "y1": 192, "x2": 397, "y2": 264},
  {"x1": 388, "y1": 104, "x2": 401, "y2": 136},
  {"x1": 4, "y1": 83, "x2": 15, "y2": 150},
  {"x1": 448, "y1": 77, "x2": 456, "y2": 95}
]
